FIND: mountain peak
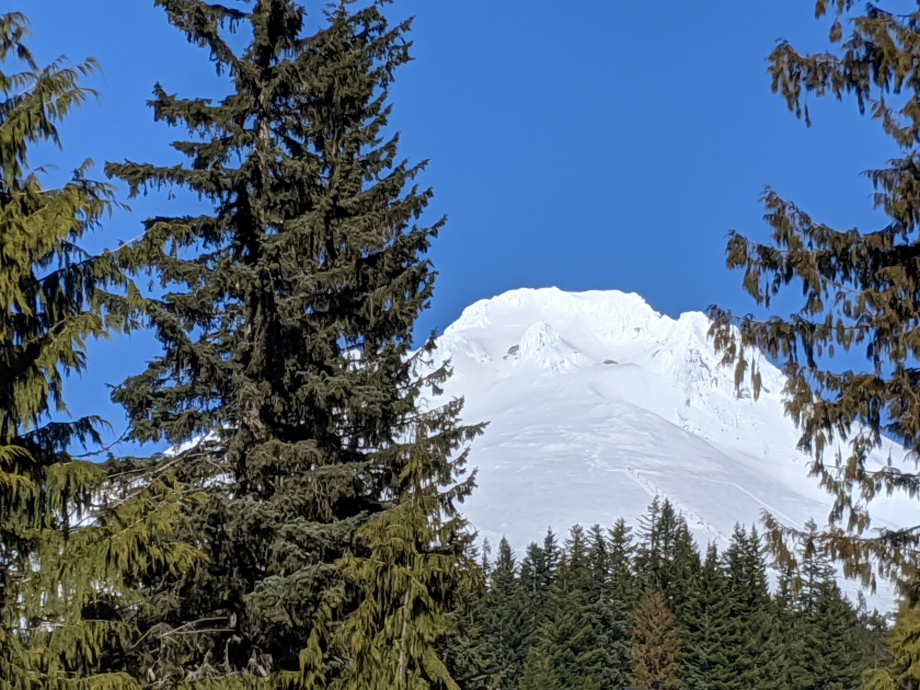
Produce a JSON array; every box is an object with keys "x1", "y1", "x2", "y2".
[
  {"x1": 446, "y1": 286, "x2": 665, "y2": 341},
  {"x1": 432, "y1": 286, "x2": 917, "y2": 608}
]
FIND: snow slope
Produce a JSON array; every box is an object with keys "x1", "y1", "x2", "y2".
[{"x1": 428, "y1": 287, "x2": 919, "y2": 605}]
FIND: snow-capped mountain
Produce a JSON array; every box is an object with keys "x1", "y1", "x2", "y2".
[{"x1": 429, "y1": 287, "x2": 918, "y2": 605}]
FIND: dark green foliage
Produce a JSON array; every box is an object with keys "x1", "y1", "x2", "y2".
[
  {"x1": 810, "y1": 582, "x2": 864, "y2": 688},
  {"x1": 708, "y1": 0, "x2": 920, "y2": 591},
  {"x1": 520, "y1": 528, "x2": 560, "y2": 599},
  {"x1": 635, "y1": 498, "x2": 701, "y2": 623},
  {"x1": 719, "y1": 526, "x2": 784, "y2": 688},
  {"x1": 481, "y1": 538, "x2": 529, "y2": 688},
  {"x1": 105, "y1": 1, "x2": 480, "y2": 686},
  {"x1": 443, "y1": 500, "x2": 884, "y2": 689},
  {"x1": 598, "y1": 519, "x2": 639, "y2": 689},
  {"x1": 681, "y1": 545, "x2": 732, "y2": 690},
  {"x1": 437, "y1": 540, "x2": 494, "y2": 690},
  {"x1": 517, "y1": 526, "x2": 606, "y2": 690},
  {"x1": 517, "y1": 591, "x2": 604, "y2": 690},
  {"x1": 775, "y1": 520, "x2": 865, "y2": 690},
  {"x1": 0, "y1": 12, "x2": 195, "y2": 688},
  {"x1": 856, "y1": 595, "x2": 892, "y2": 677}
]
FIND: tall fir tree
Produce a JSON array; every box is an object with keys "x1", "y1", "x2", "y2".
[
  {"x1": 516, "y1": 594, "x2": 604, "y2": 690},
  {"x1": 586, "y1": 524, "x2": 610, "y2": 592},
  {"x1": 435, "y1": 538, "x2": 493, "y2": 690},
  {"x1": 518, "y1": 526, "x2": 604, "y2": 690},
  {"x1": 808, "y1": 579, "x2": 863, "y2": 689},
  {"x1": 707, "y1": 0, "x2": 920, "y2": 589},
  {"x1": 480, "y1": 537, "x2": 528, "y2": 688},
  {"x1": 717, "y1": 526, "x2": 784, "y2": 689},
  {"x1": 855, "y1": 594, "x2": 891, "y2": 679},
  {"x1": 519, "y1": 530, "x2": 559, "y2": 602},
  {"x1": 778, "y1": 520, "x2": 864, "y2": 690},
  {"x1": 106, "y1": 1, "x2": 481, "y2": 686},
  {"x1": 681, "y1": 544, "x2": 732, "y2": 690},
  {"x1": 0, "y1": 12, "x2": 196, "y2": 688},
  {"x1": 773, "y1": 558, "x2": 813, "y2": 690},
  {"x1": 635, "y1": 498, "x2": 701, "y2": 623},
  {"x1": 601, "y1": 518, "x2": 639, "y2": 689}
]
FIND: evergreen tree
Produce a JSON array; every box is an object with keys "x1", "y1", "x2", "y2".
[
  {"x1": 518, "y1": 528, "x2": 560, "y2": 630},
  {"x1": 793, "y1": 520, "x2": 837, "y2": 611},
  {"x1": 682, "y1": 544, "x2": 732, "y2": 690},
  {"x1": 864, "y1": 602, "x2": 920, "y2": 690},
  {"x1": 488, "y1": 538, "x2": 529, "y2": 687},
  {"x1": 559, "y1": 524, "x2": 593, "y2": 592},
  {"x1": 587, "y1": 524, "x2": 610, "y2": 592},
  {"x1": 107, "y1": 1, "x2": 480, "y2": 686},
  {"x1": 513, "y1": 536, "x2": 557, "y2": 681},
  {"x1": 773, "y1": 558, "x2": 813, "y2": 690},
  {"x1": 708, "y1": 0, "x2": 920, "y2": 589},
  {"x1": 669, "y1": 520, "x2": 703, "y2": 624},
  {"x1": 480, "y1": 538, "x2": 493, "y2": 578},
  {"x1": 601, "y1": 518, "x2": 639, "y2": 689},
  {"x1": 809, "y1": 579, "x2": 863, "y2": 689},
  {"x1": 463, "y1": 537, "x2": 528, "y2": 689},
  {"x1": 0, "y1": 12, "x2": 195, "y2": 688},
  {"x1": 436, "y1": 537, "x2": 493, "y2": 690},
  {"x1": 629, "y1": 589, "x2": 682, "y2": 690},
  {"x1": 635, "y1": 498, "x2": 701, "y2": 622},
  {"x1": 779, "y1": 520, "x2": 864, "y2": 690},
  {"x1": 719, "y1": 526, "x2": 784, "y2": 688},
  {"x1": 635, "y1": 497, "x2": 663, "y2": 575},
  {"x1": 441, "y1": 592, "x2": 491, "y2": 690},
  {"x1": 855, "y1": 594, "x2": 890, "y2": 678},
  {"x1": 518, "y1": 527, "x2": 604, "y2": 690},
  {"x1": 516, "y1": 594, "x2": 604, "y2": 690}
]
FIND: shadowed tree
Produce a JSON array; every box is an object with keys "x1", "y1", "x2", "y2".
[
  {"x1": 635, "y1": 498, "x2": 701, "y2": 622},
  {"x1": 864, "y1": 602, "x2": 920, "y2": 690},
  {"x1": 682, "y1": 544, "x2": 732, "y2": 690},
  {"x1": 517, "y1": 526, "x2": 605, "y2": 690},
  {"x1": 601, "y1": 519, "x2": 639, "y2": 688}
]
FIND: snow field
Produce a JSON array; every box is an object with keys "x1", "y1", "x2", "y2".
[{"x1": 429, "y1": 287, "x2": 919, "y2": 609}]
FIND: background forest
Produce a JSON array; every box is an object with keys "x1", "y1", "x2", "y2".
[{"x1": 447, "y1": 498, "x2": 887, "y2": 690}]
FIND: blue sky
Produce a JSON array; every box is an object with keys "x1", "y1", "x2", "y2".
[{"x1": 24, "y1": 1, "x2": 896, "y2": 453}]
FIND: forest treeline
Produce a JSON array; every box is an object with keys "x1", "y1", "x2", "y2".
[
  {"x1": 6, "y1": 0, "x2": 920, "y2": 687},
  {"x1": 444, "y1": 498, "x2": 887, "y2": 690}
]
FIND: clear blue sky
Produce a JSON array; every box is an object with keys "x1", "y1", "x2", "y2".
[{"x1": 24, "y1": 1, "x2": 896, "y2": 454}]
